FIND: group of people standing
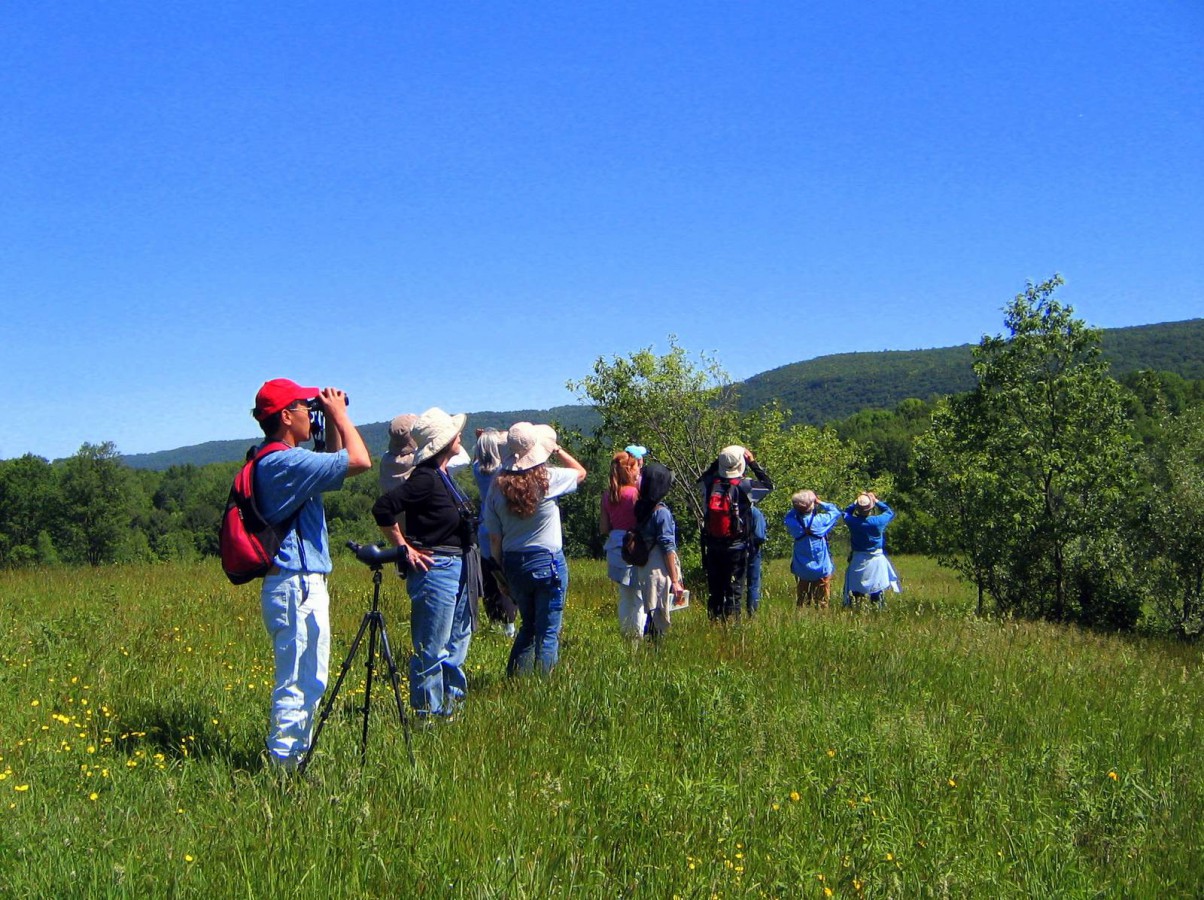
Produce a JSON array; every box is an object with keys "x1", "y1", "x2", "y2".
[
  {"x1": 243, "y1": 375, "x2": 897, "y2": 771},
  {"x1": 369, "y1": 411, "x2": 585, "y2": 723},
  {"x1": 784, "y1": 489, "x2": 901, "y2": 609}
]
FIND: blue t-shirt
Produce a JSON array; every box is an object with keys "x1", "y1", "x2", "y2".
[
  {"x1": 254, "y1": 446, "x2": 349, "y2": 573},
  {"x1": 843, "y1": 501, "x2": 895, "y2": 552}
]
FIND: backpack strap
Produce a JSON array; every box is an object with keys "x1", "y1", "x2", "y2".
[{"x1": 250, "y1": 441, "x2": 304, "y2": 549}]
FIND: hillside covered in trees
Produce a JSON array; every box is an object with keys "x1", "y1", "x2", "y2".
[{"x1": 115, "y1": 318, "x2": 1203, "y2": 470}]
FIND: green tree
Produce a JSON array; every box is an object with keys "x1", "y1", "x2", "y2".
[
  {"x1": 0, "y1": 454, "x2": 62, "y2": 566},
  {"x1": 914, "y1": 276, "x2": 1140, "y2": 626},
  {"x1": 58, "y1": 442, "x2": 139, "y2": 565},
  {"x1": 1140, "y1": 410, "x2": 1204, "y2": 636},
  {"x1": 568, "y1": 337, "x2": 741, "y2": 530},
  {"x1": 739, "y1": 404, "x2": 868, "y2": 559}
]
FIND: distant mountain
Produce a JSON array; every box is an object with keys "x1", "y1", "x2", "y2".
[
  {"x1": 121, "y1": 405, "x2": 601, "y2": 470},
  {"x1": 121, "y1": 318, "x2": 1202, "y2": 470},
  {"x1": 737, "y1": 318, "x2": 1204, "y2": 425}
]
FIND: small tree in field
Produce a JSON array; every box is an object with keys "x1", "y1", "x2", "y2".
[
  {"x1": 568, "y1": 337, "x2": 740, "y2": 530},
  {"x1": 916, "y1": 276, "x2": 1140, "y2": 626},
  {"x1": 569, "y1": 340, "x2": 868, "y2": 565}
]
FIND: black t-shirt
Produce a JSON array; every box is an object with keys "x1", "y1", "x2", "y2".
[{"x1": 371, "y1": 464, "x2": 467, "y2": 549}]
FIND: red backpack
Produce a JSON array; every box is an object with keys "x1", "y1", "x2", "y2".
[
  {"x1": 219, "y1": 442, "x2": 300, "y2": 585},
  {"x1": 704, "y1": 477, "x2": 747, "y2": 540}
]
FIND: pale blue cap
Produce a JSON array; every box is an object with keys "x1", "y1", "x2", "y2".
[{"x1": 625, "y1": 444, "x2": 648, "y2": 459}]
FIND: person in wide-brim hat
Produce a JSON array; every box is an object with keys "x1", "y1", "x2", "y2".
[
  {"x1": 370, "y1": 406, "x2": 477, "y2": 723},
  {"x1": 412, "y1": 408, "x2": 469, "y2": 465}
]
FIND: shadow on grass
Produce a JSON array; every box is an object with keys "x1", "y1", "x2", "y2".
[{"x1": 114, "y1": 702, "x2": 267, "y2": 771}]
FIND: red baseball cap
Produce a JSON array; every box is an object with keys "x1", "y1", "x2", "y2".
[{"x1": 253, "y1": 378, "x2": 320, "y2": 420}]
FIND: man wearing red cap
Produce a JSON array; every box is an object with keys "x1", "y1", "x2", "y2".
[{"x1": 251, "y1": 378, "x2": 372, "y2": 770}]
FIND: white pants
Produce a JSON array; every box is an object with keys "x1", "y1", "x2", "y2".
[{"x1": 260, "y1": 571, "x2": 330, "y2": 764}]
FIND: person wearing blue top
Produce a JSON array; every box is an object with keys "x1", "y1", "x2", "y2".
[
  {"x1": 250, "y1": 378, "x2": 372, "y2": 770},
  {"x1": 745, "y1": 505, "x2": 768, "y2": 615},
  {"x1": 843, "y1": 492, "x2": 901, "y2": 608},
  {"x1": 630, "y1": 461, "x2": 686, "y2": 639},
  {"x1": 783, "y1": 490, "x2": 841, "y2": 608}
]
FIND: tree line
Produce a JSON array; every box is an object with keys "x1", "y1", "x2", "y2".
[{"x1": 3, "y1": 276, "x2": 1201, "y2": 636}]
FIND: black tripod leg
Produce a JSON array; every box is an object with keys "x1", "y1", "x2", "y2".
[
  {"x1": 361, "y1": 612, "x2": 382, "y2": 762},
  {"x1": 375, "y1": 617, "x2": 415, "y2": 765},
  {"x1": 299, "y1": 609, "x2": 374, "y2": 775}
]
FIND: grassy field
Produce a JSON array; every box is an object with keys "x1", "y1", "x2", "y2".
[{"x1": 0, "y1": 555, "x2": 1201, "y2": 898}]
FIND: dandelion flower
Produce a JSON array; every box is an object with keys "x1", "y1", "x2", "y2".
[
  {"x1": 789, "y1": 791, "x2": 800, "y2": 802},
  {"x1": 14, "y1": 784, "x2": 29, "y2": 792},
  {"x1": 89, "y1": 792, "x2": 99, "y2": 801},
  {"x1": 826, "y1": 749, "x2": 836, "y2": 757},
  {"x1": 772, "y1": 802, "x2": 780, "y2": 811},
  {"x1": 184, "y1": 854, "x2": 195, "y2": 863},
  {"x1": 30, "y1": 699, "x2": 39, "y2": 707},
  {"x1": 948, "y1": 778, "x2": 957, "y2": 788},
  {"x1": 1108, "y1": 771, "x2": 1118, "y2": 781}
]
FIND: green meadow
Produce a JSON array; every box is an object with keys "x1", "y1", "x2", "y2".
[{"x1": 1, "y1": 556, "x2": 1200, "y2": 898}]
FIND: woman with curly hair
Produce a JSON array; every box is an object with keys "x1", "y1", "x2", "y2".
[
  {"x1": 600, "y1": 450, "x2": 644, "y2": 636},
  {"x1": 483, "y1": 422, "x2": 586, "y2": 676}
]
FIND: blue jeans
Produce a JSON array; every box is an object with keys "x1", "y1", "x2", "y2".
[
  {"x1": 406, "y1": 555, "x2": 472, "y2": 717},
  {"x1": 261, "y1": 572, "x2": 330, "y2": 764},
  {"x1": 746, "y1": 543, "x2": 763, "y2": 615},
  {"x1": 504, "y1": 549, "x2": 568, "y2": 676}
]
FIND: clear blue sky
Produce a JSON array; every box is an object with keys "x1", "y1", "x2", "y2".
[{"x1": 4, "y1": 1, "x2": 1202, "y2": 461}]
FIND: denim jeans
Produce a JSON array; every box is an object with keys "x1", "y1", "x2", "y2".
[
  {"x1": 746, "y1": 543, "x2": 763, "y2": 615},
  {"x1": 261, "y1": 571, "x2": 330, "y2": 764},
  {"x1": 406, "y1": 555, "x2": 472, "y2": 717},
  {"x1": 504, "y1": 548, "x2": 568, "y2": 676}
]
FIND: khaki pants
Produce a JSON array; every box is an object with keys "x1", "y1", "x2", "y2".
[{"x1": 795, "y1": 576, "x2": 831, "y2": 609}]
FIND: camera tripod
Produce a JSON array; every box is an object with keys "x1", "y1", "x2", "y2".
[{"x1": 299, "y1": 542, "x2": 414, "y2": 774}]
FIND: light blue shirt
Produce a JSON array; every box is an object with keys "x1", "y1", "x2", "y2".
[
  {"x1": 484, "y1": 467, "x2": 579, "y2": 554},
  {"x1": 254, "y1": 445, "x2": 349, "y2": 573},
  {"x1": 784, "y1": 502, "x2": 841, "y2": 579}
]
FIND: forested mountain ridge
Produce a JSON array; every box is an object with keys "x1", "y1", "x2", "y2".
[
  {"x1": 738, "y1": 317, "x2": 1204, "y2": 425},
  {"x1": 120, "y1": 406, "x2": 603, "y2": 470},
  {"x1": 120, "y1": 317, "x2": 1203, "y2": 470}
]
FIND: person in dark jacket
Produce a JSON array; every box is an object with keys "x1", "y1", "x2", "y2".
[{"x1": 697, "y1": 445, "x2": 773, "y2": 622}]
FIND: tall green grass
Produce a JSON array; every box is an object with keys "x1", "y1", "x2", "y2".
[{"x1": 0, "y1": 556, "x2": 1200, "y2": 897}]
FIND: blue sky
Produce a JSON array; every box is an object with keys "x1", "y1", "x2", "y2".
[{"x1": 4, "y1": 1, "x2": 1202, "y2": 461}]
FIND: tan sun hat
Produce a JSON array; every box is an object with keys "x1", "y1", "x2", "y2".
[
  {"x1": 855, "y1": 493, "x2": 875, "y2": 513},
  {"x1": 503, "y1": 422, "x2": 558, "y2": 472},
  {"x1": 379, "y1": 413, "x2": 418, "y2": 489},
  {"x1": 410, "y1": 407, "x2": 468, "y2": 465},
  {"x1": 717, "y1": 445, "x2": 746, "y2": 479}
]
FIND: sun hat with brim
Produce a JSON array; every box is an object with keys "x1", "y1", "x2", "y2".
[
  {"x1": 624, "y1": 444, "x2": 648, "y2": 460},
  {"x1": 855, "y1": 493, "x2": 875, "y2": 513},
  {"x1": 379, "y1": 414, "x2": 419, "y2": 488},
  {"x1": 717, "y1": 445, "x2": 747, "y2": 479},
  {"x1": 503, "y1": 422, "x2": 558, "y2": 472},
  {"x1": 253, "y1": 378, "x2": 320, "y2": 421},
  {"x1": 410, "y1": 408, "x2": 468, "y2": 465}
]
